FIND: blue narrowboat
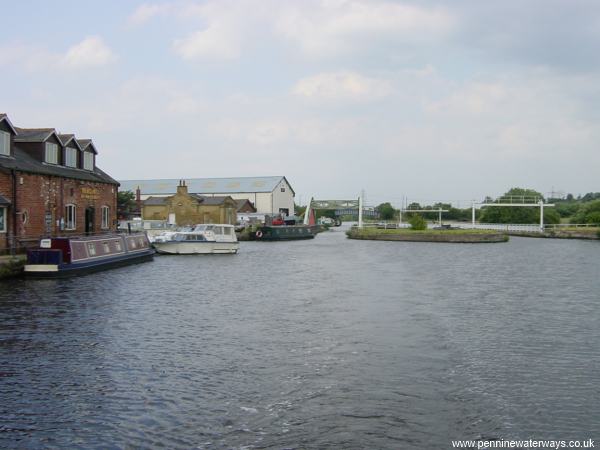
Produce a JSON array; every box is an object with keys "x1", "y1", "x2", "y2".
[{"x1": 24, "y1": 233, "x2": 154, "y2": 277}]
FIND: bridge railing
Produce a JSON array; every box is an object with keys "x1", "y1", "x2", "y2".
[
  {"x1": 458, "y1": 223, "x2": 542, "y2": 232},
  {"x1": 543, "y1": 223, "x2": 599, "y2": 230}
]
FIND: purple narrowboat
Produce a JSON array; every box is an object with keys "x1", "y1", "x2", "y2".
[{"x1": 24, "y1": 233, "x2": 154, "y2": 277}]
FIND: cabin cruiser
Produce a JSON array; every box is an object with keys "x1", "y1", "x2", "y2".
[{"x1": 152, "y1": 224, "x2": 239, "y2": 254}]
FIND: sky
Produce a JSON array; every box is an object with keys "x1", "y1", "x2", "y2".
[{"x1": 1, "y1": 0, "x2": 600, "y2": 207}]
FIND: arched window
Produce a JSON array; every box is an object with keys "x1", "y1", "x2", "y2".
[{"x1": 65, "y1": 204, "x2": 76, "y2": 230}]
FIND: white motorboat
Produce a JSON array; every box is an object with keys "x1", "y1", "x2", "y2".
[{"x1": 152, "y1": 224, "x2": 239, "y2": 254}]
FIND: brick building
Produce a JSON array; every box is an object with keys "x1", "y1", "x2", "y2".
[
  {"x1": 0, "y1": 113, "x2": 119, "y2": 252},
  {"x1": 142, "y1": 180, "x2": 237, "y2": 226}
]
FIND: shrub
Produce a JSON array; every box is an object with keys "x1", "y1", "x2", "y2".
[{"x1": 409, "y1": 215, "x2": 427, "y2": 230}]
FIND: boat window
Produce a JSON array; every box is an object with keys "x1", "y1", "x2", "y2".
[
  {"x1": 204, "y1": 225, "x2": 214, "y2": 232},
  {"x1": 130, "y1": 239, "x2": 137, "y2": 249},
  {"x1": 115, "y1": 241, "x2": 122, "y2": 251},
  {"x1": 214, "y1": 226, "x2": 223, "y2": 235},
  {"x1": 87, "y1": 243, "x2": 96, "y2": 256},
  {"x1": 103, "y1": 242, "x2": 110, "y2": 253}
]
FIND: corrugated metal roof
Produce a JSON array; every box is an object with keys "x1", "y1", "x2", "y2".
[{"x1": 119, "y1": 176, "x2": 292, "y2": 195}]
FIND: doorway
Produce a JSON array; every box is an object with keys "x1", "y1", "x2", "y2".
[{"x1": 85, "y1": 207, "x2": 95, "y2": 234}]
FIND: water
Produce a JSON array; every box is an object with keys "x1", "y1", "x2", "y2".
[{"x1": 1, "y1": 227, "x2": 599, "y2": 449}]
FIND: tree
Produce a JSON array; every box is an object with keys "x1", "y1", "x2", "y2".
[
  {"x1": 376, "y1": 202, "x2": 396, "y2": 220},
  {"x1": 479, "y1": 187, "x2": 559, "y2": 224},
  {"x1": 409, "y1": 215, "x2": 427, "y2": 230},
  {"x1": 117, "y1": 190, "x2": 137, "y2": 219},
  {"x1": 571, "y1": 200, "x2": 600, "y2": 224}
]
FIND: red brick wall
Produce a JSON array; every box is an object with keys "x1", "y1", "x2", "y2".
[
  {"x1": 0, "y1": 170, "x2": 14, "y2": 251},
  {"x1": 0, "y1": 170, "x2": 117, "y2": 252}
]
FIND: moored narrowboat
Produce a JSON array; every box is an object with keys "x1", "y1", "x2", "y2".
[
  {"x1": 255, "y1": 224, "x2": 315, "y2": 241},
  {"x1": 24, "y1": 233, "x2": 154, "y2": 277}
]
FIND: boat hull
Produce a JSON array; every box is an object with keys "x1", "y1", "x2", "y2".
[
  {"x1": 24, "y1": 249, "x2": 155, "y2": 278},
  {"x1": 154, "y1": 241, "x2": 239, "y2": 255},
  {"x1": 255, "y1": 225, "x2": 315, "y2": 241}
]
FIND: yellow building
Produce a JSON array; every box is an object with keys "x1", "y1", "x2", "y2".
[{"x1": 142, "y1": 181, "x2": 237, "y2": 225}]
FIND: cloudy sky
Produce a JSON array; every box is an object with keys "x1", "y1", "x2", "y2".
[{"x1": 2, "y1": 0, "x2": 599, "y2": 206}]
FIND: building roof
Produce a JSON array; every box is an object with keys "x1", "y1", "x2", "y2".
[
  {"x1": 0, "y1": 114, "x2": 17, "y2": 134},
  {"x1": 14, "y1": 127, "x2": 57, "y2": 142},
  {"x1": 0, "y1": 195, "x2": 11, "y2": 206},
  {"x1": 0, "y1": 146, "x2": 119, "y2": 185},
  {"x1": 119, "y1": 176, "x2": 294, "y2": 195},
  {"x1": 235, "y1": 198, "x2": 257, "y2": 212},
  {"x1": 143, "y1": 196, "x2": 168, "y2": 206},
  {"x1": 58, "y1": 134, "x2": 82, "y2": 149},
  {"x1": 76, "y1": 139, "x2": 98, "y2": 154},
  {"x1": 193, "y1": 195, "x2": 234, "y2": 205}
]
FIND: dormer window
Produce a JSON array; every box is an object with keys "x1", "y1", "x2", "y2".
[
  {"x1": 0, "y1": 131, "x2": 9, "y2": 156},
  {"x1": 65, "y1": 147, "x2": 78, "y2": 168},
  {"x1": 45, "y1": 142, "x2": 58, "y2": 164},
  {"x1": 83, "y1": 152, "x2": 94, "y2": 171}
]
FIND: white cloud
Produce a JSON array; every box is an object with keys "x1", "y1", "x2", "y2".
[
  {"x1": 426, "y1": 82, "x2": 508, "y2": 115},
  {"x1": 0, "y1": 42, "x2": 55, "y2": 71},
  {"x1": 154, "y1": 0, "x2": 455, "y2": 61},
  {"x1": 173, "y1": 24, "x2": 241, "y2": 60},
  {"x1": 274, "y1": 0, "x2": 455, "y2": 57},
  {"x1": 0, "y1": 36, "x2": 116, "y2": 71},
  {"x1": 128, "y1": 3, "x2": 172, "y2": 25},
  {"x1": 293, "y1": 71, "x2": 392, "y2": 102},
  {"x1": 60, "y1": 36, "x2": 116, "y2": 69}
]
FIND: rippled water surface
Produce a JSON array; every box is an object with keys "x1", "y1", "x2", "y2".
[{"x1": 1, "y1": 227, "x2": 599, "y2": 449}]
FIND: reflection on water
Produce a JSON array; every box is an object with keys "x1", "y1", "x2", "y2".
[{"x1": 1, "y1": 227, "x2": 599, "y2": 448}]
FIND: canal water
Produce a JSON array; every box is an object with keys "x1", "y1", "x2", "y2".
[{"x1": 1, "y1": 227, "x2": 599, "y2": 449}]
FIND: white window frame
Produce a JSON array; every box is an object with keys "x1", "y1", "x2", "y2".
[
  {"x1": 65, "y1": 147, "x2": 78, "y2": 168},
  {"x1": 0, "y1": 131, "x2": 10, "y2": 156},
  {"x1": 45, "y1": 142, "x2": 58, "y2": 164},
  {"x1": 83, "y1": 152, "x2": 94, "y2": 171},
  {"x1": 65, "y1": 204, "x2": 76, "y2": 230},
  {"x1": 0, "y1": 207, "x2": 6, "y2": 232},
  {"x1": 101, "y1": 206, "x2": 110, "y2": 229}
]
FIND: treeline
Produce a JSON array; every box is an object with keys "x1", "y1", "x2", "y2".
[{"x1": 375, "y1": 188, "x2": 600, "y2": 225}]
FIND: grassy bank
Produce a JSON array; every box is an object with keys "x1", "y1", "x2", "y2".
[
  {"x1": 347, "y1": 227, "x2": 509, "y2": 243},
  {"x1": 0, "y1": 255, "x2": 26, "y2": 279},
  {"x1": 511, "y1": 227, "x2": 600, "y2": 240}
]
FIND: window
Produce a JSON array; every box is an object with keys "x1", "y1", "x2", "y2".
[
  {"x1": 0, "y1": 207, "x2": 6, "y2": 232},
  {"x1": 65, "y1": 147, "x2": 78, "y2": 167},
  {"x1": 0, "y1": 131, "x2": 10, "y2": 156},
  {"x1": 87, "y1": 243, "x2": 96, "y2": 256},
  {"x1": 281, "y1": 187, "x2": 285, "y2": 192},
  {"x1": 102, "y1": 242, "x2": 110, "y2": 253},
  {"x1": 115, "y1": 241, "x2": 122, "y2": 251},
  {"x1": 45, "y1": 142, "x2": 58, "y2": 164},
  {"x1": 83, "y1": 152, "x2": 94, "y2": 170},
  {"x1": 65, "y1": 204, "x2": 76, "y2": 230},
  {"x1": 101, "y1": 206, "x2": 110, "y2": 229}
]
